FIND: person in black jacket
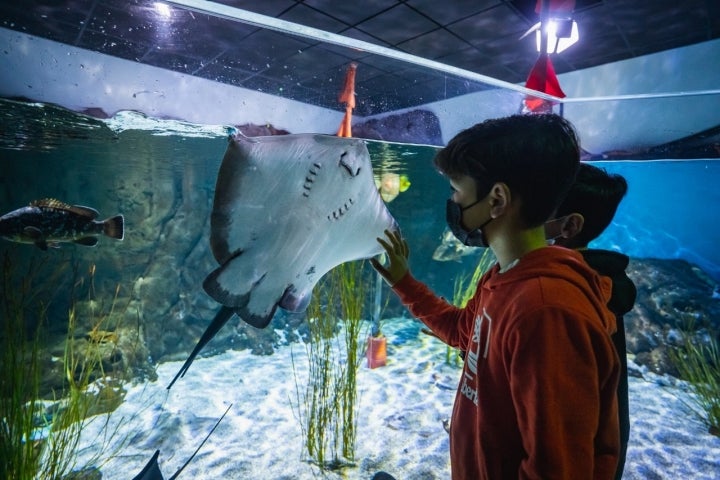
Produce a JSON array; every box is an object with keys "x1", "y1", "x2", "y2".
[{"x1": 545, "y1": 162, "x2": 637, "y2": 480}]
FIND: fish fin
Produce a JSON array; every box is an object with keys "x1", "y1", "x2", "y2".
[
  {"x1": 23, "y1": 226, "x2": 42, "y2": 239},
  {"x1": 167, "y1": 306, "x2": 235, "y2": 389},
  {"x1": 102, "y1": 215, "x2": 124, "y2": 240},
  {"x1": 68, "y1": 205, "x2": 100, "y2": 219},
  {"x1": 74, "y1": 236, "x2": 99, "y2": 247},
  {"x1": 31, "y1": 198, "x2": 72, "y2": 209},
  {"x1": 23, "y1": 227, "x2": 48, "y2": 250},
  {"x1": 30, "y1": 199, "x2": 99, "y2": 219}
]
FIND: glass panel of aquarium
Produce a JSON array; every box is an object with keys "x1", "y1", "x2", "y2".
[{"x1": 1, "y1": 1, "x2": 719, "y2": 479}]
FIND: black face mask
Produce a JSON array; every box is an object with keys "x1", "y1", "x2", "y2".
[{"x1": 446, "y1": 198, "x2": 493, "y2": 248}]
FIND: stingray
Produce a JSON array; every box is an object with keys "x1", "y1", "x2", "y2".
[{"x1": 168, "y1": 133, "x2": 397, "y2": 388}]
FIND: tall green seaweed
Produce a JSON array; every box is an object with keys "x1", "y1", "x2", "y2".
[
  {"x1": 292, "y1": 260, "x2": 369, "y2": 471},
  {"x1": 0, "y1": 253, "x2": 49, "y2": 480},
  {"x1": 0, "y1": 252, "x2": 128, "y2": 479},
  {"x1": 333, "y1": 260, "x2": 367, "y2": 461}
]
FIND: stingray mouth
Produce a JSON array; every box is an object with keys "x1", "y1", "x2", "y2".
[{"x1": 327, "y1": 197, "x2": 355, "y2": 221}]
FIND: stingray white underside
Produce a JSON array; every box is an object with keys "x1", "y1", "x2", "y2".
[{"x1": 203, "y1": 133, "x2": 398, "y2": 328}]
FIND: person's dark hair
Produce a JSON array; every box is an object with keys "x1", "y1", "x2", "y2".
[
  {"x1": 433, "y1": 113, "x2": 580, "y2": 227},
  {"x1": 555, "y1": 162, "x2": 628, "y2": 247}
]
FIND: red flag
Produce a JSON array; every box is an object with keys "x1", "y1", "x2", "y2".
[{"x1": 523, "y1": 53, "x2": 566, "y2": 113}]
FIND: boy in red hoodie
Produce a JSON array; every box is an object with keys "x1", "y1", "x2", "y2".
[{"x1": 372, "y1": 114, "x2": 620, "y2": 479}]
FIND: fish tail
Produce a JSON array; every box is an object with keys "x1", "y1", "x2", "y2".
[{"x1": 102, "y1": 215, "x2": 124, "y2": 240}]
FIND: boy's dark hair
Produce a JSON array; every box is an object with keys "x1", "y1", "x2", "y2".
[
  {"x1": 433, "y1": 114, "x2": 580, "y2": 227},
  {"x1": 555, "y1": 163, "x2": 628, "y2": 247}
]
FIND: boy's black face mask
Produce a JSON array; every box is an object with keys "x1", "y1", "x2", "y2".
[{"x1": 445, "y1": 199, "x2": 493, "y2": 248}]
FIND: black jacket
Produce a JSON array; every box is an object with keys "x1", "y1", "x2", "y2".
[{"x1": 581, "y1": 249, "x2": 637, "y2": 480}]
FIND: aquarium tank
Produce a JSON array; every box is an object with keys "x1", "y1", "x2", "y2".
[{"x1": 1, "y1": 1, "x2": 719, "y2": 479}]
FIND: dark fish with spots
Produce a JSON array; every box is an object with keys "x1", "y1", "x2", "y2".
[{"x1": 0, "y1": 198, "x2": 124, "y2": 250}]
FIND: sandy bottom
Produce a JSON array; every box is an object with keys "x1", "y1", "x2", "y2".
[{"x1": 74, "y1": 317, "x2": 720, "y2": 479}]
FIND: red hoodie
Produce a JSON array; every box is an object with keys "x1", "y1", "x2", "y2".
[{"x1": 392, "y1": 246, "x2": 620, "y2": 479}]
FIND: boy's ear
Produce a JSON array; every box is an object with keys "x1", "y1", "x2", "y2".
[
  {"x1": 488, "y1": 182, "x2": 510, "y2": 216},
  {"x1": 560, "y1": 213, "x2": 584, "y2": 239}
]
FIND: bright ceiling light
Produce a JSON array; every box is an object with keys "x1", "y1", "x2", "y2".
[
  {"x1": 154, "y1": 2, "x2": 172, "y2": 18},
  {"x1": 534, "y1": 18, "x2": 579, "y2": 54}
]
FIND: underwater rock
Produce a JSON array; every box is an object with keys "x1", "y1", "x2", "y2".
[
  {"x1": 60, "y1": 467, "x2": 102, "y2": 480},
  {"x1": 352, "y1": 110, "x2": 443, "y2": 146},
  {"x1": 624, "y1": 257, "x2": 720, "y2": 376},
  {"x1": 235, "y1": 123, "x2": 290, "y2": 136}
]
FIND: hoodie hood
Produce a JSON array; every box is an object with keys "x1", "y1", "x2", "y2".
[
  {"x1": 481, "y1": 246, "x2": 616, "y2": 334},
  {"x1": 581, "y1": 249, "x2": 637, "y2": 316}
]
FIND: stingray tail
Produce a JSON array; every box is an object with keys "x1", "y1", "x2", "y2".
[
  {"x1": 167, "y1": 306, "x2": 235, "y2": 390},
  {"x1": 167, "y1": 403, "x2": 233, "y2": 480}
]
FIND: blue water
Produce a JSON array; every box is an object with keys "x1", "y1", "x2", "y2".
[
  {"x1": 2, "y1": 99, "x2": 719, "y2": 479},
  {"x1": 592, "y1": 160, "x2": 720, "y2": 281},
  {"x1": 1, "y1": 99, "x2": 718, "y2": 298},
  {"x1": 372, "y1": 142, "x2": 720, "y2": 294}
]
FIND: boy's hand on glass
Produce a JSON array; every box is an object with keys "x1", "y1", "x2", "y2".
[{"x1": 371, "y1": 229, "x2": 409, "y2": 286}]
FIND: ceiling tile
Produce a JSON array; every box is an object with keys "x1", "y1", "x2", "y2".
[
  {"x1": 302, "y1": 0, "x2": 400, "y2": 25},
  {"x1": 397, "y1": 28, "x2": 468, "y2": 58},
  {"x1": 449, "y1": 4, "x2": 532, "y2": 45},
  {"x1": 279, "y1": 3, "x2": 350, "y2": 33},
  {"x1": 265, "y1": 46, "x2": 350, "y2": 84},
  {"x1": 142, "y1": 48, "x2": 205, "y2": 74},
  {"x1": 194, "y1": 61, "x2": 254, "y2": 85},
  {"x1": 355, "y1": 4, "x2": 437, "y2": 46},
  {"x1": 406, "y1": 0, "x2": 501, "y2": 26},
  {"x1": 76, "y1": 29, "x2": 149, "y2": 61},
  {"x1": 213, "y1": 0, "x2": 299, "y2": 17}
]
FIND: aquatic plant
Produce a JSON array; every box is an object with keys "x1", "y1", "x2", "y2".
[
  {"x1": 332, "y1": 260, "x2": 368, "y2": 461},
  {"x1": 292, "y1": 260, "x2": 370, "y2": 471},
  {"x1": 446, "y1": 249, "x2": 496, "y2": 366},
  {"x1": 670, "y1": 327, "x2": 720, "y2": 437},
  {"x1": 0, "y1": 252, "x2": 128, "y2": 479}
]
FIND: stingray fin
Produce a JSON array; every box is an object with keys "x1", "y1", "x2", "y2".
[
  {"x1": 279, "y1": 286, "x2": 312, "y2": 312},
  {"x1": 235, "y1": 303, "x2": 277, "y2": 329},
  {"x1": 203, "y1": 257, "x2": 282, "y2": 329},
  {"x1": 202, "y1": 262, "x2": 255, "y2": 308},
  {"x1": 131, "y1": 450, "x2": 163, "y2": 480},
  {"x1": 167, "y1": 306, "x2": 235, "y2": 389}
]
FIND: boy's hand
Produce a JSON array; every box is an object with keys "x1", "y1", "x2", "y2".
[{"x1": 371, "y1": 229, "x2": 409, "y2": 286}]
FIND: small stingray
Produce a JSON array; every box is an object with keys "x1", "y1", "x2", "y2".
[
  {"x1": 131, "y1": 404, "x2": 231, "y2": 480},
  {"x1": 169, "y1": 133, "x2": 397, "y2": 388}
]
